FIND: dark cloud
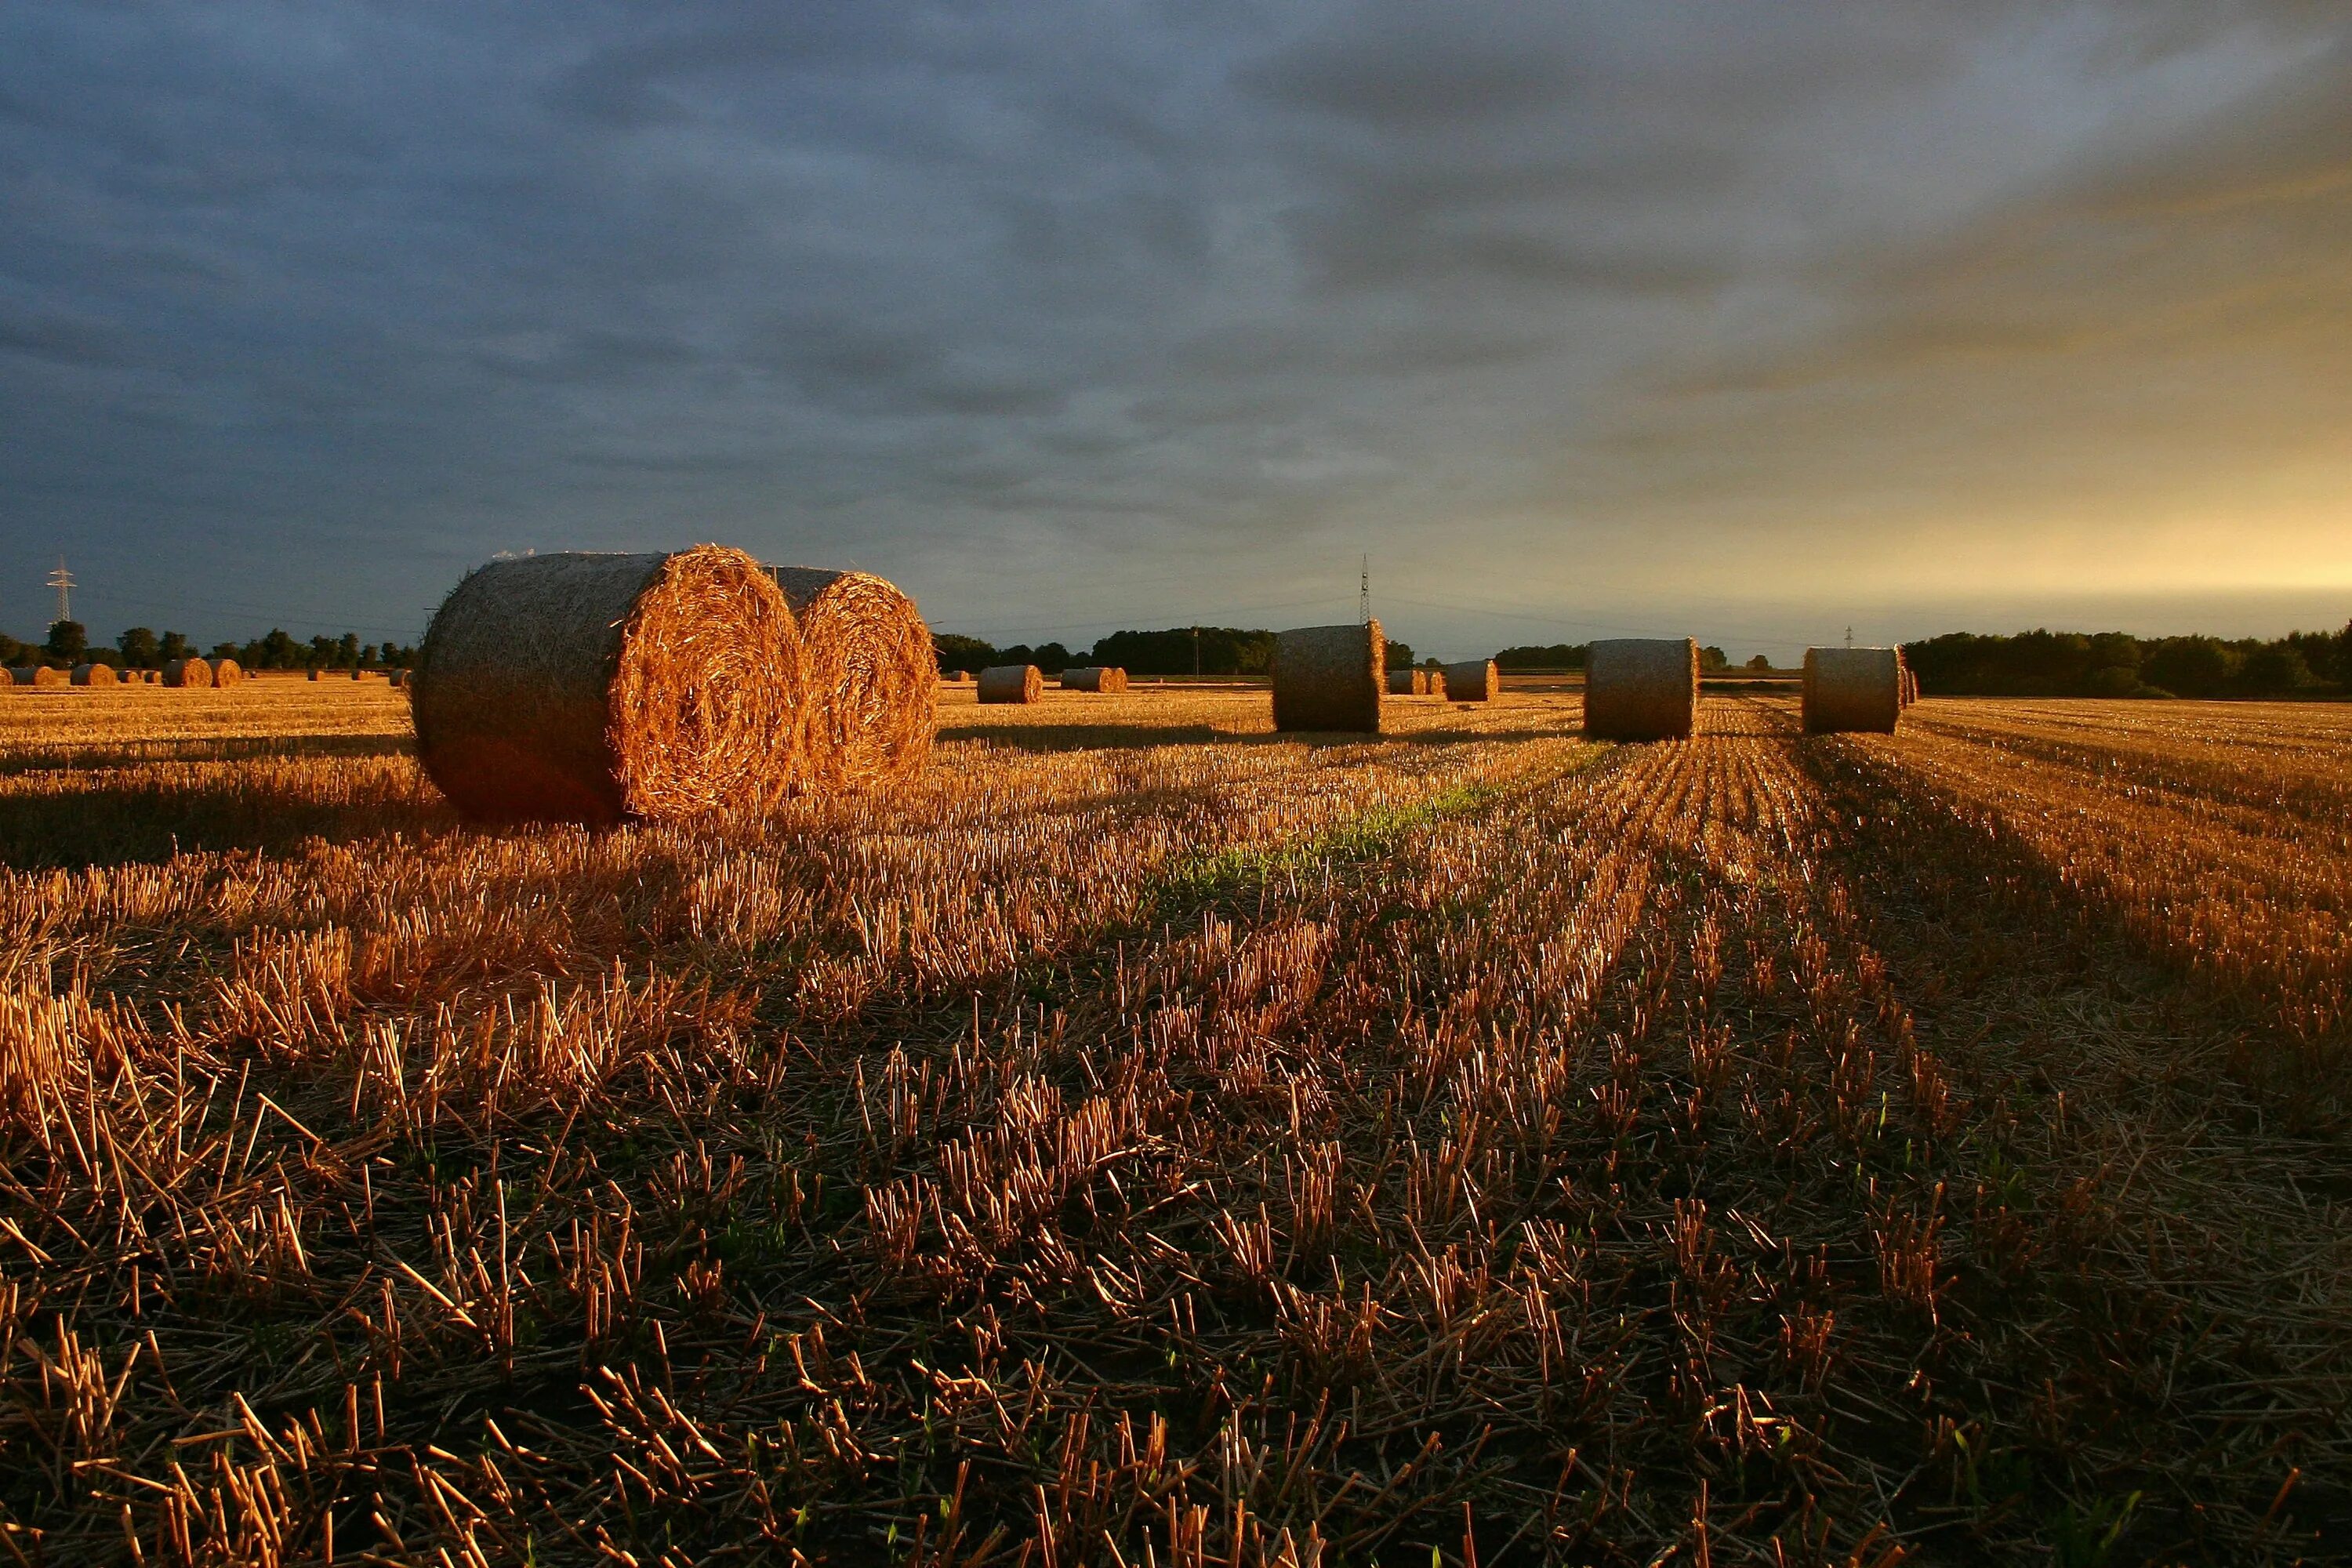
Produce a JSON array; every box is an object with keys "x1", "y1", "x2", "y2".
[{"x1": 0, "y1": 2, "x2": 2347, "y2": 656}]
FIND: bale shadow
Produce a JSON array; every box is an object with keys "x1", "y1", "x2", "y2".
[{"x1": 0, "y1": 771, "x2": 453, "y2": 870}]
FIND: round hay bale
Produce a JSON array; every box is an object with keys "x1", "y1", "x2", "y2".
[
  {"x1": 162, "y1": 658, "x2": 213, "y2": 689},
  {"x1": 1385, "y1": 668, "x2": 1419, "y2": 696},
  {"x1": 71, "y1": 662, "x2": 118, "y2": 687},
  {"x1": 1272, "y1": 621, "x2": 1384, "y2": 733},
  {"x1": 1802, "y1": 647, "x2": 1902, "y2": 735},
  {"x1": 1584, "y1": 638, "x2": 1698, "y2": 741},
  {"x1": 209, "y1": 658, "x2": 243, "y2": 686},
  {"x1": 766, "y1": 568, "x2": 933, "y2": 791},
  {"x1": 977, "y1": 665, "x2": 1044, "y2": 704},
  {"x1": 414, "y1": 546, "x2": 806, "y2": 826},
  {"x1": 1441, "y1": 659, "x2": 1498, "y2": 702},
  {"x1": 1061, "y1": 666, "x2": 1128, "y2": 693},
  {"x1": 942, "y1": 670, "x2": 971, "y2": 684}
]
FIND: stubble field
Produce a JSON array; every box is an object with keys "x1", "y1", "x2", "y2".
[{"x1": 3, "y1": 681, "x2": 2350, "y2": 1566}]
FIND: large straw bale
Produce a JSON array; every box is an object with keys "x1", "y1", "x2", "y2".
[
  {"x1": 1802, "y1": 647, "x2": 1903, "y2": 735},
  {"x1": 209, "y1": 658, "x2": 243, "y2": 685},
  {"x1": 977, "y1": 665, "x2": 1044, "y2": 704},
  {"x1": 1060, "y1": 666, "x2": 1128, "y2": 693},
  {"x1": 1584, "y1": 638, "x2": 1698, "y2": 740},
  {"x1": 14, "y1": 666, "x2": 68, "y2": 688},
  {"x1": 767, "y1": 567, "x2": 933, "y2": 791},
  {"x1": 1272, "y1": 621, "x2": 1384, "y2": 733},
  {"x1": 1441, "y1": 659, "x2": 1498, "y2": 702},
  {"x1": 71, "y1": 663, "x2": 118, "y2": 687},
  {"x1": 162, "y1": 658, "x2": 212, "y2": 689},
  {"x1": 413, "y1": 546, "x2": 805, "y2": 826}
]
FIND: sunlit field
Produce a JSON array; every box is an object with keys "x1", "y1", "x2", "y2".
[{"x1": 5, "y1": 684, "x2": 2351, "y2": 1565}]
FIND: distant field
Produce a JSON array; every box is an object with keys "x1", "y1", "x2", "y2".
[{"x1": 3, "y1": 686, "x2": 2349, "y2": 1565}]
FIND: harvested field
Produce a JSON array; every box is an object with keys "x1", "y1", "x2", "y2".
[{"x1": 3, "y1": 688, "x2": 2350, "y2": 1566}]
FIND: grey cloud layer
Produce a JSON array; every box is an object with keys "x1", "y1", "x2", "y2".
[{"x1": 1, "y1": 0, "x2": 2345, "y2": 652}]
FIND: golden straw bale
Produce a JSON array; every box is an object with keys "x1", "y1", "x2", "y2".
[
  {"x1": 942, "y1": 670, "x2": 972, "y2": 684},
  {"x1": 162, "y1": 658, "x2": 212, "y2": 689},
  {"x1": 70, "y1": 663, "x2": 118, "y2": 687},
  {"x1": 1059, "y1": 666, "x2": 1129, "y2": 693},
  {"x1": 209, "y1": 658, "x2": 243, "y2": 686},
  {"x1": 413, "y1": 546, "x2": 806, "y2": 826},
  {"x1": 1385, "y1": 669, "x2": 1421, "y2": 695},
  {"x1": 766, "y1": 567, "x2": 933, "y2": 791},
  {"x1": 1802, "y1": 647, "x2": 1903, "y2": 735},
  {"x1": 1584, "y1": 638, "x2": 1698, "y2": 741},
  {"x1": 977, "y1": 665, "x2": 1044, "y2": 704},
  {"x1": 1441, "y1": 659, "x2": 1498, "y2": 702},
  {"x1": 1272, "y1": 621, "x2": 1384, "y2": 733}
]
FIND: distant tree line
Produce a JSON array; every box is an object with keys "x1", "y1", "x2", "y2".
[
  {"x1": 1495, "y1": 643, "x2": 1731, "y2": 672},
  {"x1": 935, "y1": 626, "x2": 1419, "y2": 677},
  {"x1": 1904, "y1": 626, "x2": 2352, "y2": 699},
  {"x1": 0, "y1": 622, "x2": 418, "y2": 671}
]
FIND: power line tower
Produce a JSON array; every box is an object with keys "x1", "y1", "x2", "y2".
[
  {"x1": 1844, "y1": 625, "x2": 1854, "y2": 648},
  {"x1": 1359, "y1": 554, "x2": 1370, "y2": 625},
  {"x1": 47, "y1": 557, "x2": 74, "y2": 625}
]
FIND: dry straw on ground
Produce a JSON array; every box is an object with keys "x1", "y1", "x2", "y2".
[
  {"x1": 1272, "y1": 620, "x2": 1385, "y2": 732},
  {"x1": 1584, "y1": 637, "x2": 1698, "y2": 740},
  {"x1": 1442, "y1": 659, "x2": 1498, "y2": 702},
  {"x1": 977, "y1": 664, "x2": 1044, "y2": 704},
  {"x1": 161, "y1": 659, "x2": 212, "y2": 689},
  {"x1": 413, "y1": 546, "x2": 805, "y2": 826},
  {"x1": 1804, "y1": 647, "x2": 1904, "y2": 734},
  {"x1": 69, "y1": 663, "x2": 116, "y2": 688},
  {"x1": 1061, "y1": 666, "x2": 1128, "y2": 693},
  {"x1": 768, "y1": 566, "x2": 934, "y2": 791}
]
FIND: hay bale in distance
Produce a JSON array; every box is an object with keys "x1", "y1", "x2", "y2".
[
  {"x1": 1385, "y1": 668, "x2": 1421, "y2": 695},
  {"x1": 1272, "y1": 621, "x2": 1384, "y2": 733},
  {"x1": 976, "y1": 665, "x2": 1044, "y2": 704},
  {"x1": 1584, "y1": 638, "x2": 1698, "y2": 741},
  {"x1": 1061, "y1": 666, "x2": 1129, "y2": 693},
  {"x1": 767, "y1": 567, "x2": 934, "y2": 792},
  {"x1": 162, "y1": 658, "x2": 213, "y2": 689},
  {"x1": 1802, "y1": 647, "x2": 1903, "y2": 735},
  {"x1": 209, "y1": 658, "x2": 243, "y2": 686},
  {"x1": 11, "y1": 667, "x2": 68, "y2": 688},
  {"x1": 414, "y1": 546, "x2": 806, "y2": 826},
  {"x1": 1441, "y1": 659, "x2": 1498, "y2": 702},
  {"x1": 71, "y1": 663, "x2": 117, "y2": 687}
]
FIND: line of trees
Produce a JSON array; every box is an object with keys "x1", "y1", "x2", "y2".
[
  {"x1": 936, "y1": 626, "x2": 1420, "y2": 677},
  {"x1": 1904, "y1": 626, "x2": 2352, "y2": 699},
  {"x1": 0, "y1": 622, "x2": 418, "y2": 672},
  {"x1": 1496, "y1": 643, "x2": 1731, "y2": 672}
]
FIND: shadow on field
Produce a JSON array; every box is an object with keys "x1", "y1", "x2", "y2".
[
  {"x1": 937, "y1": 720, "x2": 1269, "y2": 751},
  {"x1": 0, "y1": 771, "x2": 452, "y2": 870},
  {"x1": 0, "y1": 735, "x2": 415, "y2": 777}
]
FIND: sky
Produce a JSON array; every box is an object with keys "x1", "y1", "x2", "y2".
[{"x1": 2, "y1": 1, "x2": 2347, "y2": 662}]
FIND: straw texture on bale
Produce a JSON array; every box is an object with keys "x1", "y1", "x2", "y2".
[
  {"x1": 1802, "y1": 647, "x2": 1904, "y2": 735},
  {"x1": 414, "y1": 546, "x2": 805, "y2": 826},
  {"x1": 1272, "y1": 621, "x2": 1385, "y2": 733},
  {"x1": 162, "y1": 659, "x2": 212, "y2": 689},
  {"x1": 766, "y1": 567, "x2": 934, "y2": 792},
  {"x1": 1441, "y1": 659, "x2": 1498, "y2": 702},
  {"x1": 1584, "y1": 638, "x2": 1698, "y2": 741},
  {"x1": 71, "y1": 663, "x2": 117, "y2": 687},
  {"x1": 1060, "y1": 666, "x2": 1128, "y2": 693},
  {"x1": 977, "y1": 665, "x2": 1044, "y2": 705},
  {"x1": 209, "y1": 658, "x2": 243, "y2": 686}
]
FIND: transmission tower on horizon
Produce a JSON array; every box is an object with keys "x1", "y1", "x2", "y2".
[
  {"x1": 47, "y1": 557, "x2": 74, "y2": 625},
  {"x1": 1359, "y1": 554, "x2": 1370, "y2": 625}
]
